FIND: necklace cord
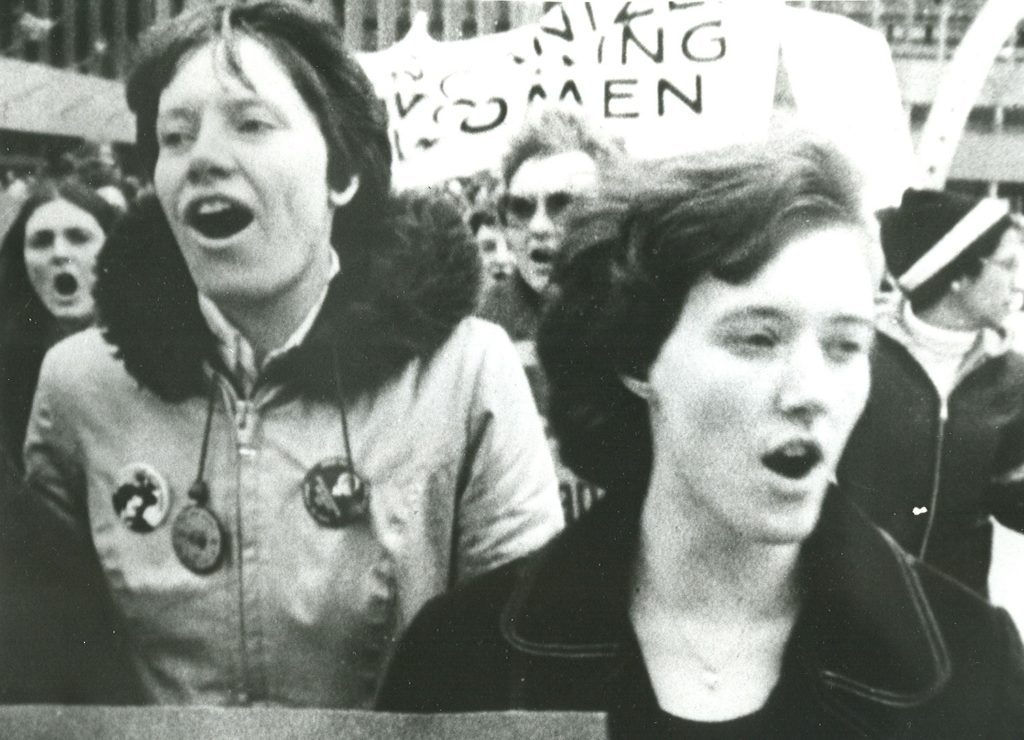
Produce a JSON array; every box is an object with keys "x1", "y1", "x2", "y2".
[
  {"x1": 332, "y1": 345, "x2": 358, "y2": 494},
  {"x1": 190, "y1": 378, "x2": 218, "y2": 503}
]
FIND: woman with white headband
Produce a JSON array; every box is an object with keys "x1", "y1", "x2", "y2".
[{"x1": 840, "y1": 187, "x2": 1024, "y2": 597}]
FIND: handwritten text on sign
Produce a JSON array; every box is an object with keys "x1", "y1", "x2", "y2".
[{"x1": 359, "y1": 1, "x2": 779, "y2": 171}]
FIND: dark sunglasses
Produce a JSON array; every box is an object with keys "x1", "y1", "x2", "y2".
[{"x1": 503, "y1": 191, "x2": 575, "y2": 223}]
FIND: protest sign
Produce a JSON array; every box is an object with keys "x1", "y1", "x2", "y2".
[
  {"x1": 361, "y1": 1, "x2": 913, "y2": 209},
  {"x1": 361, "y1": 1, "x2": 781, "y2": 186}
]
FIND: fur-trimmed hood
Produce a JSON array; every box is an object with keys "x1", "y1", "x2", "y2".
[{"x1": 95, "y1": 190, "x2": 481, "y2": 402}]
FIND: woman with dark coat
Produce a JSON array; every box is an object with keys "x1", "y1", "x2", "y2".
[
  {"x1": 378, "y1": 134, "x2": 1024, "y2": 737},
  {"x1": 17, "y1": 1, "x2": 561, "y2": 706},
  {"x1": 0, "y1": 179, "x2": 120, "y2": 475},
  {"x1": 839, "y1": 188, "x2": 1024, "y2": 597}
]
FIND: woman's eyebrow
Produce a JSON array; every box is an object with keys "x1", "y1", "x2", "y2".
[
  {"x1": 830, "y1": 314, "x2": 875, "y2": 330},
  {"x1": 155, "y1": 106, "x2": 196, "y2": 124},
  {"x1": 717, "y1": 306, "x2": 788, "y2": 323}
]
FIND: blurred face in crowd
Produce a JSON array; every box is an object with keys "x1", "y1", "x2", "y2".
[
  {"x1": 954, "y1": 225, "x2": 1024, "y2": 330},
  {"x1": 642, "y1": 224, "x2": 876, "y2": 545},
  {"x1": 23, "y1": 198, "x2": 106, "y2": 328},
  {"x1": 153, "y1": 35, "x2": 337, "y2": 315},
  {"x1": 504, "y1": 150, "x2": 597, "y2": 294},
  {"x1": 477, "y1": 222, "x2": 512, "y2": 282}
]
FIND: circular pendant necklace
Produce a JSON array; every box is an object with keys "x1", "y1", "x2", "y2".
[
  {"x1": 172, "y1": 382, "x2": 228, "y2": 575},
  {"x1": 172, "y1": 480, "x2": 227, "y2": 575}
]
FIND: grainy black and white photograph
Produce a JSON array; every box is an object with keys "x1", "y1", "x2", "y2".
[{"x1": 0, "y1": 0, "x2": 1023, "y2": 737}]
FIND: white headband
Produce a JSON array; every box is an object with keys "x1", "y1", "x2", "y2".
[{"x1": 898, "y1": 198, "x2": 1009, "y2": 292}]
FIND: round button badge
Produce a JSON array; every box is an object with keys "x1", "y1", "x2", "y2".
[
  {"x1": 111, "y1": 463, "x2": 172, "y2": 533},
  {"x1": 302, "y1": 457, "x2": 368, "y2": 528}
]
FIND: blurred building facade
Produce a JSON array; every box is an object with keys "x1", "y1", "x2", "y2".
[{"x1": 1, "y1": 0, "x2": 1023, "y2": 204}]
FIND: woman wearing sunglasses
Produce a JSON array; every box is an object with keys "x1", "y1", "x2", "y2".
[
  {"x1": 478, "y1": 106, "x2": 620, "y2": 353},
  {"x1": 379, "y1": 133, "x2": 1024, "y2": 737}
]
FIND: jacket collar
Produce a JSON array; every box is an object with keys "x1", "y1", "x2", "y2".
[
  {"x1": 94, "y1": 193, "x2": 480, "y2": 403},
  {"x1": 878, "y1": 294, "x2": 1012, "y2": 366},
  {"x1": 501, "y1": 489, "x2": 951, "y2": 706},
  {"x1": 197, "y1": 251, "x2": 341, "y2": 396}
]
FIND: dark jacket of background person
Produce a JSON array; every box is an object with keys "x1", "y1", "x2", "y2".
[
  {"x1": 839, "y1": 298, "x2": 1024, "y2": 596},
  {"x1": 0, "y1": 444, "x2": 143, "y2": 704},
  {"x1": 477, "y1": 272, "x2": 602, "y2": 523},
  {"x1": 477, "y1": 272, "x2": 547, "y2": 408},
  {"x1": 378, "y1": 490, "x2": 1024, "y2": 738},
  {"x1": 477, "y1": 271, "x2": 543, "y2": 344}
]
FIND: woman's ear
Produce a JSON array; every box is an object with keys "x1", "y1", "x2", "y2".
[
  {"x1": 620, "y1": 374, "x2": 653, "y2": 401},
  {"x1": 329, "y1": 175, "x2": 360, "y2": 208}
]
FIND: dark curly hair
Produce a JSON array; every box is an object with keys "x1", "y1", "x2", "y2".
[
  {"x1": 95, "y1": 187, "x2": 480, "y2": 402},
  {"x1": 0, "y1": 179, "x2": 120, "y2": 467},
  {"x1": 537, "y1": 131, "x2": 874, "y2": 499},
  {"x1": 126, "y1": 0, "x2": 391, "y2": 256}
]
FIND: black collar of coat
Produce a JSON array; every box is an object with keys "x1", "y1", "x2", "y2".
[
  {"x1": 501, "y1": 488, "x2": 951, "y2": 707},
  {"x1": 94, "y1": 192, "x2": 480, "y2": 402}
]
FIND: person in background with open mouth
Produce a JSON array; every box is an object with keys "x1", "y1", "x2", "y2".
[
  {"x1": 379, "y1": 131, "x2": 1024, "y2": 737},
  {"x1": 0, "y1": 178, "x2": 120, "y2": 477}
]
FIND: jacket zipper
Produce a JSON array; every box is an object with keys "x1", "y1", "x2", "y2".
[
  {"x1": 235, "y1": 399, "x2": 256, "y2": 450},
  {"x1": 233, "y1": 395, "x2": 256, "y2": 704},
  {"x1": 917, "y1": 399, "x2": 946, "y2": 560}
]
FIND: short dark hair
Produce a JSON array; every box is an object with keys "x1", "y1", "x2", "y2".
[
  {"x1": 537, "y1": 132, "x2": 872, "y2": 497},
  {"x1": 500, "y1": 106, "x2": 622, "y2": 186},
  {"x1": 125, "y1": 0, "x2": 391, "y2": 251}
]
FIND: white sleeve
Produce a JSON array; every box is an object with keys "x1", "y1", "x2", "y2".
[{"x1": 453, "y1": 325, "x2": 563, "y2": 583}]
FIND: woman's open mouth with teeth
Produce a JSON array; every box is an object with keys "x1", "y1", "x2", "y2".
[
  {"x1": 53, "y1": 272, "x2": 79, "y2": 297},
  {"x1": 185, "y1": 197, "x2": 255, "y2": 240},
  {"x1": 762, "y1": 441, "x2": 823, "y2": 480}
]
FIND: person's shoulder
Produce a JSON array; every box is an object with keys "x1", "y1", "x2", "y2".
[
  {"x1": 911, "y1": 557, "x2": 1022, "y2": 662},
  {"x1": 429, "y1": 316, "x2": 516, "y2": 370},
  {"x1": 907, "y1": 560, "x2": 1024, "y2": 732},
  {"x1": 36, "y1": 328, "x2": 139, "y2": 411},
  {"x1": 998, "y1": 344, "x2": 1024, "y2": 378},
  {"x1": 41, "y1": 328, "x2": 120, "y2": 382}
]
